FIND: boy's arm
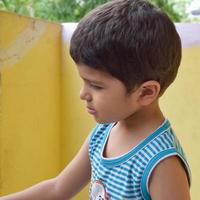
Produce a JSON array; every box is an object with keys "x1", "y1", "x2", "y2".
[
  {"x1": 149, "y1": 156, "x2": 190, "y2": 200},
  {"x1": 0, "y1": 137, "x2": 91, "y2": 200}
]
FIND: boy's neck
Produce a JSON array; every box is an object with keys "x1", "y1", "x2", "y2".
[{"x1": 116, "y1": 100, "x2": 165, "y2": 135}]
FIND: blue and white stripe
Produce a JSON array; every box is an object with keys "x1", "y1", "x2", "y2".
[{"x1": 89, "y1": 120, "x2": 191, "y2": 200}]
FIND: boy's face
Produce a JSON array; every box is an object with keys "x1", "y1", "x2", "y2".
[{"x1": 77, "y1": 64, "x2": 140, "y2": 123}]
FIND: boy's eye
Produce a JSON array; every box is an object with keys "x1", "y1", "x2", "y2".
[{"x1": 90, "y1": 84, "x2": 103, "y2": 90}]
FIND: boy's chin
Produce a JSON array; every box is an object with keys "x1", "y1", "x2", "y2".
[{"x1": 94, "y1": 117, "x2": 116, "y2": 124}]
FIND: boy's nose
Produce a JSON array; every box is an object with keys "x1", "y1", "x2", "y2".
[{"x1": 80, "y1": 87, "x2": 92, "y2": 101}]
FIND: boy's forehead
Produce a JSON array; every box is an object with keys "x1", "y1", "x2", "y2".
[{"x1": 76, "y1": 64, "x2": 113, "y2": 80}]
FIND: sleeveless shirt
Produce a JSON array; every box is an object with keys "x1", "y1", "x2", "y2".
[{"x1": 89, "y1": 119, "x2": 191, "y2": 200}]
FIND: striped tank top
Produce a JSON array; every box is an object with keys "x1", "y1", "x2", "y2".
[{"x1": 88, "y1": 119, "x2": 191, "y2": 200}]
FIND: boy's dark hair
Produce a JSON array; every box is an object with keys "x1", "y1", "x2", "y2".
[{"x1": 70, "y1": 0, "x2": 181, "y2": 95}]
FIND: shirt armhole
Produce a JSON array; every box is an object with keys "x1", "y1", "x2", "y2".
[{"x1": 141, "y1": 148, "x2": 191, "y2": 200}]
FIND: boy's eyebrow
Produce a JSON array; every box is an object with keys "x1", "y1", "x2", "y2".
[{"x1": 82, "y1": 77, "x2": 104, "y2": 85}]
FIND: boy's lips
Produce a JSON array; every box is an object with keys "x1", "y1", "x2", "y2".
[{"x1": 86, "y1": 106, "x2": 96, "y2": 114}]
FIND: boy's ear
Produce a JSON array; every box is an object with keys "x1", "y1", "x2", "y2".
[{"x1": 136, "y1": 81, "x2": 161, "y2": 106}]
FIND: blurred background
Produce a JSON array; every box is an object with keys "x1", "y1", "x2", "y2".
[{"x1": 0, "y1": 0, "x2": 200, "y2": 22}]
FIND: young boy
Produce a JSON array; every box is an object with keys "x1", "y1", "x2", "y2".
[{"x1": 0, "y1": 0, "x2": 191, "y2": 199}]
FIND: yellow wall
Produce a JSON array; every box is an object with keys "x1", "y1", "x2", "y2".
[
  {"x1": 0, "y1": 10, "x2": 200, "y2": 199},
  {"x1": 0, "y1": 11, "x2": 62, "y2": 193},
  {"x1": 0, "y1": 11, "x2": 94, "y2": 199},
  {"x1": 160, "y1": 46, "x2": 200, "y2": 199}
]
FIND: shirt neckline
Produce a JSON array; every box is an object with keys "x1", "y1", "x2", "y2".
[{"x1": 100, "y1": 119, "x2": 170, "y2": 167}]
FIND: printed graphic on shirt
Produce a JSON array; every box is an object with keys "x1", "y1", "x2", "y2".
[{"x1": 90, "y1": 180, "x2": 110, "y2": 200}]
